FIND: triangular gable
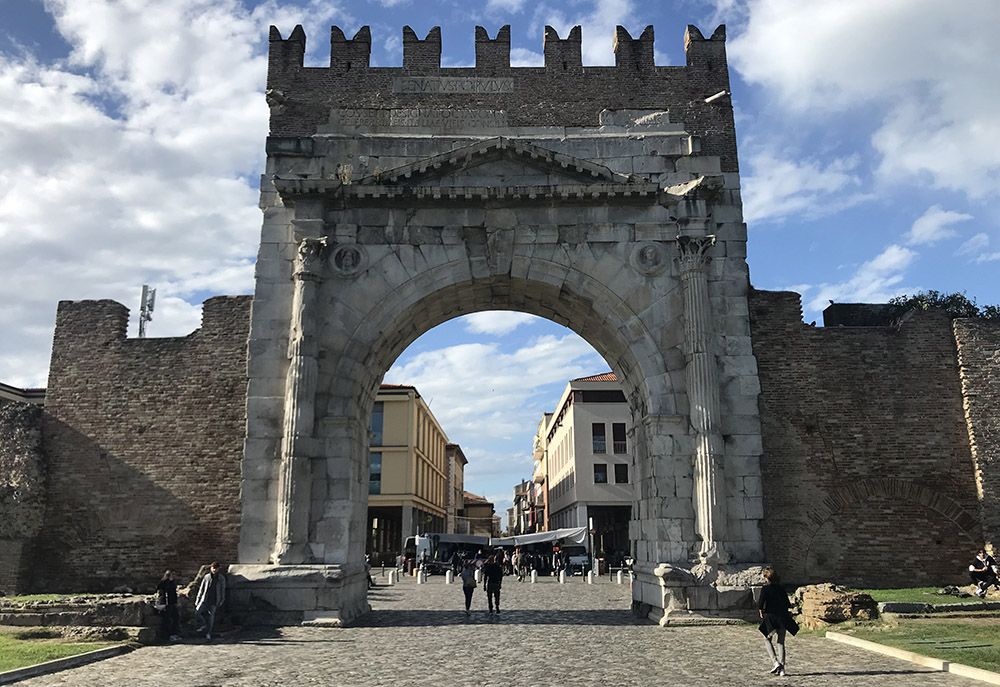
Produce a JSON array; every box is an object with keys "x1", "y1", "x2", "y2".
[{"x1": 359, "y1": 137, "x2": 632, "y2": 186}]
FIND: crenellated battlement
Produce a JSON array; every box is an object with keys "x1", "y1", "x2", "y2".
[
  {"x1": 329, "y1": 26, "x2": 371, "y2": 71},
  {"x1": 264, "y1": 23, "x2": 736, "y2": 169},
  {"x1": 267, "y1": 23, "x2": 725, "y2": 74}
]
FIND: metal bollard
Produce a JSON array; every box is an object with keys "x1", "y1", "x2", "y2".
[
  {"x1": 445, "y1": 570, "x2": 454, "y2": 584},
  {"x1": 616, "y1": 570, "x2": 623, "y2": 585},
  {"x1": 587, "y1": 570, "x2": 594, "y2": 585},
  {"x1": 559, "y1": 570, "x2": 566, "y2": 584},
  {"x1": 530, "y1": 570, "x2": 538, "y2": 584}
]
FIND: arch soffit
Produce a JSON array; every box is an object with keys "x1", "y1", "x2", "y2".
[{"x1": 322, "y1": 256, "x2": 676, "y2": 423}]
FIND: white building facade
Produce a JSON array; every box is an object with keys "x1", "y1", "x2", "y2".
[{"x1": 544, "y1": 372, "x2": 634, "y2": 564}]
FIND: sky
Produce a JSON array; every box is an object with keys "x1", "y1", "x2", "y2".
[{"x1": 1, "y1": 0, "x2": 998, "y2": 519}]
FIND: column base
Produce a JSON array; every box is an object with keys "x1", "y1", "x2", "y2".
[
  {"x1": 227, "y1": 564, "x2": 370, "y2": 627},
  {"x1": 632, "y1": 561, "x2": 768, "y2": 626}
]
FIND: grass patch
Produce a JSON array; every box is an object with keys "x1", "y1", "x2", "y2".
[
  {"x1": 851, "y1": 587, "x2": 982, "y2": 605},
  {"x1": 0, "y1": 634, "x2": 115, "y2": 673},
  {"x1": 844, "y1": 621, "x2": 1000, "y2": 673}
]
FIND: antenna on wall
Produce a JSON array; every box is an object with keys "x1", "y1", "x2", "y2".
[{"x1": 138, "y1": 284, "x2": 156, "y2": 338}]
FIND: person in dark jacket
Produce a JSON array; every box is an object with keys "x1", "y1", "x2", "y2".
[
  {"x1": 155, "y1": 569, "x2": 180, "y2": 642},
  {"x1": 758, "y1": 566, "x2": 797, "y2": 676},
  {"x1": 482, "y1": 554, "x2": 504, "y2": 614},
  {"x1": 970, "y1": 548, "x2": 999, "y2": 597}
]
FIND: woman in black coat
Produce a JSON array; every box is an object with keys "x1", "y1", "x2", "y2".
[{"x1": 758, "y1": 566, "x2": 798, "y2": 676}]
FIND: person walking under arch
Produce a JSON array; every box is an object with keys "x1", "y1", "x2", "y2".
[
  {"x1": 460, "y1": 560, "x2": 477, "y2": 616},
  {"x1": 195, "y1": 561, "x2": 226, "y2": 641},
  {"x1": 758, "y1": 566, "x2": 798, "y2": 676},
  {"x1": 482, "y1": 554, "x2": 504, "y2": 615}
]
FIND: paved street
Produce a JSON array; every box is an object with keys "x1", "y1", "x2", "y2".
[{"x1": 21, "y1": 573, "x2": 982, "y2": 686}]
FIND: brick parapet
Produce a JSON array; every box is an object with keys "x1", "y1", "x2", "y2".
[
  {"x1": 264, "y1": 24, "x2": 738, "y2": 171},
  {"x1": 749, "y1": 289, "x2": 982, "y2": 586},
  {"x1": 954, "y1": 318, "x2": 1000, "y2": 552},
  {"x1": 35, "y1": 296, "x2": 252, "y2": 592}
]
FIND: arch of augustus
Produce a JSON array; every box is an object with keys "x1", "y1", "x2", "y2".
[{"x1": 227, "y1": 21, "x2": 769, "y2": 625}]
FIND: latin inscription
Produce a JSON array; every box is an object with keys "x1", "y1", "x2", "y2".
[
  {"x1": 324, "y1": 108, "x2": 508, "y2": 131},
  {"x1": 391, "y1": 77, "x2": 514, "y2": 94}
]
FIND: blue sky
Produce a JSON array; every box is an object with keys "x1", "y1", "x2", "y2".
[{"x1": 1, "y1": 0, "x2": 998, "y2": 516}]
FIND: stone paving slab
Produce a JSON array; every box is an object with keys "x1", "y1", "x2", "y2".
[{"x1": 19, "y1": 575, "x2": 983, "y2": 686}]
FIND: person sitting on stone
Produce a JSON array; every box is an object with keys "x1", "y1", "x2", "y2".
[{"x1": 970, "y1": 548, "x2": 999, "y2": 597}]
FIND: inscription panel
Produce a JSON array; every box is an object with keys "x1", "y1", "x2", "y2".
[
  {"x1": 322, "y1": 108, "x2": 508, "y2": 132},
  {"x1": 391, "y1": 77, "x2": 514, "y2": 94}
]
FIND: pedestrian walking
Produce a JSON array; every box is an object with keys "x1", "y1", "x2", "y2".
[
  {"x1": 512, "y1": 549, "x2": 523, "y2": 582},
  {"x1": 194, "y1": 561, "x2": 226, "y2": 641},
  {"x1": 155, "y1": 569, "x2": 181, "y2": 642},
  {"x1": 482, "y1": 554, "x2": 504, "y2": 614},
  {"x1": 460, "y1": 560, "x2": 477, "y2": 616},
  {"x1": 757, "y1": 566, "x2": 798, "y2": 676}
]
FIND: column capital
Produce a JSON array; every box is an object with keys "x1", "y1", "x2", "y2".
[
  {"x1": 676, "y1": 234, "x2": 716, "y2": 273},
  {"x1": 295, "y1": 236, "x2": 328, "y2": 280}
]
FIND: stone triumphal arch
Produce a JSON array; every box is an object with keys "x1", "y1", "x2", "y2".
[{"x1": 229, "y1": 22, "x2": 768, "y2": 625}]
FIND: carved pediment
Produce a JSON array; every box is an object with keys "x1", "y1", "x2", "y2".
[{"x1": 361, "y1": 137, "x2": 632, "y2": 187}]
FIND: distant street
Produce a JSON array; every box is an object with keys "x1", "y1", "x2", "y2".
[{"x1": 21, "y1": 573, "x2": 982, "y2": 686}]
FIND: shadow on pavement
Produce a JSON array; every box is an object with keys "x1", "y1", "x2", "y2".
[{"x1": 355, "y1": 608, "x2": 646, "y2": 627}]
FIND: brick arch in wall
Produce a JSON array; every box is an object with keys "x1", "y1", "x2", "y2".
[{"x1": 799, "y1": 477, "x2": 980, "y2": 585}]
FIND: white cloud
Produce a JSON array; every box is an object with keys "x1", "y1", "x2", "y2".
[
  {"x1": 384, "y1": 332, "x2": 604, "y2": 443},
  {"x1": 906, "y1": 205, "x2": 973, "y2": 246},
  {"x1": 487, "y1": 0, "x2": 528, "y2": 12},
  {"x1": 727, "y1": 0, "x2": 1000, "y2": 199},
  {"x1": 529, "y1": 0, "x2": 636, "y2": 65},
  {"x1": 0, "y1": 0, "x2": 359, "y2": 386},
  {"x1": 463, "y1": 311, "x2": 538, "y2": 335},
  {"x1": 740, "y1": 148, "x2": 868, "y2": 224},
  {"x1": 804, "y1": 244, "x2": 917, "y2": 313},
  {"x1": 958, "y1": 233, "x2": 990, "y2": 257},
  {"x1": 510, "y1": 47, "x2": 543, "y2": 66},
  {"x1": 958, "y1": 233, "x2": 1000, "y2": 264}
]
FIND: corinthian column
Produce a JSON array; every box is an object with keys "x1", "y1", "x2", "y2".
[
  {"x1": 271, "y1": 237, "x2": 326, "y2": 565},
  {"x1": 677, "y1": 229, "x2": 728, "y2": 565}
]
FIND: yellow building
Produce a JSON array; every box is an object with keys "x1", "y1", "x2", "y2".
[{"x1": 366, "y1": 384, "x2": 458, "y2": 565}]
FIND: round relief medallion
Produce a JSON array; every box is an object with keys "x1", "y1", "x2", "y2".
[
  {"x1": 330, "y1": 244, "x2": 366, "y2": 277},
  {"x1": 631, "y1": 242, "x2": 667, "y2": 276}
]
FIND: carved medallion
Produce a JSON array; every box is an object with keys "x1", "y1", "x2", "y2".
[
  {"x1": 631, "y1": 242, "x2": 667, "y2": 276},
  {"x1": 330, "y1": 244, "x2": 366, "y2": 277}
]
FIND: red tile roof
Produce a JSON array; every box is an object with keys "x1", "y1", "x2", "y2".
[
  {"x1": 463, "y1": 491, "x2": 492, "y2": 505},
  {"x1": 572, "y1": 371, "x2": 617, "y2": 383}
]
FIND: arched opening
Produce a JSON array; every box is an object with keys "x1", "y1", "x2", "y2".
[
  {"x1": 313, "y1": 269, "x2": 679, "y2": 618},
  {"x1": 351, "y1": 299, "x2": 660, "y2": 622}
]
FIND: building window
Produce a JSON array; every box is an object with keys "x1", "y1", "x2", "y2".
[
  {"x1": 592, "y1": 423, "x2": 606, "y2": 453},
  {"x1": 594, "y1": 463, "x2": 608, "y2": 484},
  {"x1": 614, "y1": 463, "x2": 629, "y2": 484},
  {"x1": 370, "y1": 401, "x2": 384, "y2": 446},
  {"x1": 369, "y1": 451, "x2": 382, "y2": 495},
  {"x1": 612, "y1": 423, "x2": 627, "y2": 454}
]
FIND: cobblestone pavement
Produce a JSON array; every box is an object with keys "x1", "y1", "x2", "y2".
[{"x1": 21, "y1": 574, "x2": 983, "y2": 687}]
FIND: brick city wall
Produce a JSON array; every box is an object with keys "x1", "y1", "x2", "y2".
[
  {"x1": 749, "y1": 290, "x2": 985, "y2": 586},
  {"x1": 265, "y1": 24, "x2": 739, "y2": 171},
  {"x1": 20, "y1": 287, "x2": 998, "y2": 591},
  {"x1": 954, "y1": 319, "x2": 1000, "y2": 552},
  {"x1": 33, "y1": 296, "x2": 251, "y2": 592},
  {"x1": 0, "y1": 399, "x2": 45, "y2": 594}
]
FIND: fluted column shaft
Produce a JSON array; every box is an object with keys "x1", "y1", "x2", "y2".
[
  {"x1": 677, "y1": 233, "x2": 727, "y2": 563},
  {"x1": 272, "y1": 238, "x2": 325, "y2": 564}
]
